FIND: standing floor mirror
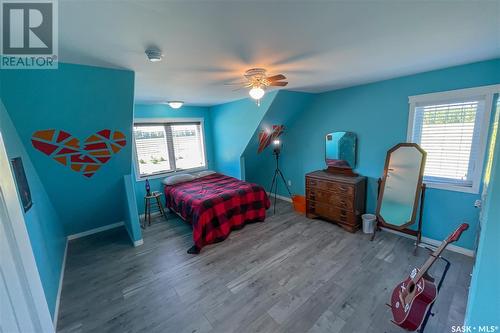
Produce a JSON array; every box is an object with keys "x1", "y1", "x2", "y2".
[{"x1": 371, "y1": 143, "x2": 427, "y2": 250}]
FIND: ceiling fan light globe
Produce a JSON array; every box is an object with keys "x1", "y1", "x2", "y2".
[{"x1": 249, "y1": 87, "x2": 265, "y2": 100}]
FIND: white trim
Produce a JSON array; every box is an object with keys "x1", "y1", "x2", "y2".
[
  {"x1": 407, "y1": 100, "x2": 417, "y2": 144},
  {"x1": 407, "y1": 86, "x2": 496, "y2": 194},
  {"x1": 134, "y1": 117, "x2": 205, "y2": 124},
  {"x1": 473, "y1": 92, "x2": 494, "y2": 192},
  {"x1": 0, "y1": 132, "x2": 54, "y2": 332},
  {"x1": 380, "y1": 227, "x2": 475, "y2": 257},
  {"x1": 421, "y1": 235, "x2": 475, "y2": 257},
  {"x1": 132, "y1": 117, "x2": 209, "y2": 182},
  {"x1": 408, "y1": 84, "x2": 500, "y2": 104},
  {"x1": 266, "y1": 192, "x2": 292, "y2": 203},
  {"x1": 52, "y1": 239, "x2": 68, "y2": 329},
  {"x1": 139, "y1": 212, "x2": 163, "y2": 220},
  {"x1": 134, "y1": 166, "x2": 208, "y2": 182},
  {"x1": 133, "y1": 239, "x2": 144, "y2": 247},
  {"x1": 67, "y1": 222, "x2": 124, "y2": 240},
  {"x1": 421, "y1": 182, "x2": 478, "y2": 194}
]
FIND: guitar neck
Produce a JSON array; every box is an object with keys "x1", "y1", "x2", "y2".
[{"x1": 413, "y1": 241, "x2": 449, "y2": 282}]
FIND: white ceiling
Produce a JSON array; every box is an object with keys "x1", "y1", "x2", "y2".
[{"x1": 59, "y1": 0, "x2": 500, "y2": 106}]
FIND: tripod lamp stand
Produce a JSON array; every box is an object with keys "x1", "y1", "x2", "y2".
[{"x1": 269, "y1": 139, "x2": 292, "y2": 213}]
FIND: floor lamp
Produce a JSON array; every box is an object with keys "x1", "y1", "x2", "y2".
[{"x1": 269, "y1": 139, "x2": 291, "y2": 213}]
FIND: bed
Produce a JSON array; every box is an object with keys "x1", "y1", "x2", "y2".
[{"x1": 164, "y1": 173, "x2": 270, "y2": 253}]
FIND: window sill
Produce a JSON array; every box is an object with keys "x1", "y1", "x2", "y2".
[
  {"x1": 135, "y1": 166, "x2": 208, "y2": 182},
  {"x1": 424, "y1": 181, "x2": 479, "y2": 194}
]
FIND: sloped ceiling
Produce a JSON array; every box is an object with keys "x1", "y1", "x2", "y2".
[
  {"x1": 243, "y1": 91, "x2": 315, "y2": 182},
  {"x1": 59, "y1": 1, "x2": 500, "y2": 105}
]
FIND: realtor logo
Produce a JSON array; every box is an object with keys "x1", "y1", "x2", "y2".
[{"x1": 1, "y1": 0, "x2": 58, "y2": 69}]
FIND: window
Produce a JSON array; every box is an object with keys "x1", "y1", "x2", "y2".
[
  {"x1": 408, "y1": 86, "x2": 498, "y2": 193},
  {"x1": 133, "y1": 120, "x2": 207, "y2": 178}
]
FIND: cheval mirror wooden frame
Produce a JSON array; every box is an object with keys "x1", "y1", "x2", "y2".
[{"x1": 371, "y1": 143, "x2": 427, "y2": 250}]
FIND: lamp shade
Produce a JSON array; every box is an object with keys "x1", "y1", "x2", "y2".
[{"x1": 249, "y1": 87, "x2": 265, "y2": 100}]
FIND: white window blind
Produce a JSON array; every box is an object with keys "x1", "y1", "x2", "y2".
[
  {"x1": 410, "y1": 99, "x2": 486, "y2": 189},
  {"x1": 133, "y1": 121, "x2": 207, "y2": 177},
  {"x1": 134, "y1": 125, "x2": 172, "y2": 176},
  {"x1": 171, "y1": 123, "x2": 206, "y2": 170}
]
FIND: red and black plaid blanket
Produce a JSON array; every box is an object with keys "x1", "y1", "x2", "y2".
[{"x1": 164, "y1": 173, "x2": 270, "y2": 253}]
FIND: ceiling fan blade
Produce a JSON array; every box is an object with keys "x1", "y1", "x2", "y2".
[
  {"x1": 224, "y1": 81, "x2": 248, "y2": 86},
  {"x1": 267, "y1": 74, "x2": 286, "y2": 81},
  {"x1": 269, "y1": 81, "x2": 288, "y2": 87}
]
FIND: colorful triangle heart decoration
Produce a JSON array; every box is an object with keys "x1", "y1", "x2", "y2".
[{"x1": 31, "y1": 129, "x2": 127, "y2": 178}]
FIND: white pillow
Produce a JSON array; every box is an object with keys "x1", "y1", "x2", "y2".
[
  {"x1": 162, "y1": 174, "x2": 195, "y2": 185},
  {"x1": 196, "y1": 170, "x2": 216, "y2": 178}
]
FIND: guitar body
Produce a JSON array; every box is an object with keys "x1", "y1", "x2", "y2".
[
  {"x1": 391, "y1": 270, "x2": 437, "y2": 331},
  {"x1": 389, "y1": 223, "x2": 468, "y2": 331}
]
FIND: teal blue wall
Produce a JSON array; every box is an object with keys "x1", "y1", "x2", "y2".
[
  {"x1": 133, "y1": 104, "x2": 214, "y2": 214},
  {"x1": 1, "y1": 63, "x2": 135, "y2": 236},
  {"x1": 123, "y1": 174, "x2": 142, "y2": 244},
  {"x1": 243, "y1": 91, "x2": 314, "y2": 191},
  {"x1": 465, "y1": 96, "x2": 499, "y2": 327},
  {"x1": 209, "y1": 92, "x2": 278, "y2": 179},
  {"x1": 0, "y1": 100, "x2": 66, "y2": 319},
  {"x1": 241, "y1": 59, "x2": 500, "y2": 249}
]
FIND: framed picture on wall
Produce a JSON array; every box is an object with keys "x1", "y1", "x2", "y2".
[{"x1": 11, "y1": 157, "x2": 33, "y2": 212}]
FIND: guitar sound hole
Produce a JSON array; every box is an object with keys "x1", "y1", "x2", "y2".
[{"x1": 408, "y1": 283, "x2": 415, "y2": 293}]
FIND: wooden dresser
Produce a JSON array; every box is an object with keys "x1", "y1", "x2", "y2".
[{"x1": 306, "y1": 170, "x2": 366, "y2": 232}]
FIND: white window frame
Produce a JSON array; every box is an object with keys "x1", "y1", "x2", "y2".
[
  {"x1": 407, "y1": 85, "x2": 499, "y2": 194},
  {"x1": 132, "y1": 117, "x2": 208, "y2": 181}
]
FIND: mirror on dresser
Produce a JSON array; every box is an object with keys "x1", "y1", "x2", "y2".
[
  {"x1": 305, "y1": 131, "x2": 366, "y2": 232},
  {"x1": 325, "y1": 131, "x2": 357, "y2": 176}
]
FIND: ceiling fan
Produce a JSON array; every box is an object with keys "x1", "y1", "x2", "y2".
[{"x1": 227, "y1": 68, "x2": 288, "y2": 105}]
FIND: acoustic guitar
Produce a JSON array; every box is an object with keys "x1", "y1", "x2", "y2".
[{"x1": 390, "y1": 223, "x2": 469, "y2": 331}]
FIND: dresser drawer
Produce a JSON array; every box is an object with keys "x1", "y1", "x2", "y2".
[
  {"x1": 307, "y1": 200, "x2": 357, "y2": 225},
  {"x1": 306, "y1": 188, "x2": 353, "y2": 211},
  {"x1": 306, "y1": 178, "x2": 354, "y2": 197}
]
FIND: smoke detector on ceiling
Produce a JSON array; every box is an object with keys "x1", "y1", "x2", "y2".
[{"x1": 145, "y1": 47, "x2": 163, "y2": 62}]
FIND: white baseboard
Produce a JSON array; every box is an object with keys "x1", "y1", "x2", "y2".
[
  {"x1": 67, "y1": 222, "x2": 124, "y2": 240},
  {"x1": 266, "y1": 192, "x2": 293, "y2": 203},
  {"x1": 53, "y1": 239, "x2": 68, "y2": 328},
  {"x1": 138, "y1": 212, "x2": 163, "y2": 220},
  {"x1": 124, "y1": 225, "x2": 144, "y2": 248},
  {"x1": 264, "y1": 194, "x2": 473, "y2": 256},
  {"x1": 380, "y1": 227, "x2": 475, "y2": 257}
]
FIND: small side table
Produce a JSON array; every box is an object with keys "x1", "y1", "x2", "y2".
[{"x1": 143, "y1": 191, "x2": 166, "y2": 228}]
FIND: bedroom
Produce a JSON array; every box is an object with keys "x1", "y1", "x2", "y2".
[{"x1": 0, "y1": 1, "x2": 499, "y2": 333}]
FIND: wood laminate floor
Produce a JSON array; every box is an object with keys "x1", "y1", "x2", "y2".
[{"x1": 57, "y1": 200, "x2": 473, "y2": 333}]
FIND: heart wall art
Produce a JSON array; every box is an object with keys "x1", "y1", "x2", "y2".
[{"x1": 31, "y1": 129, "x2": 127, "y2": 178}]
